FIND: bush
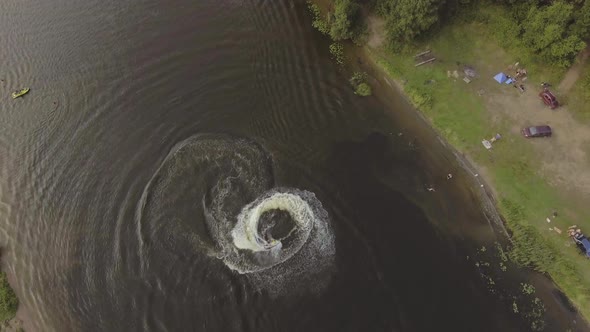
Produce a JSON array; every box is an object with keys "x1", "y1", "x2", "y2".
[
  {"x1": 329, "y1": 0, "x2": 362, "y2": 41},
  {"x1": 488, "y1": 11, "x2": 522, "y2": 49},
  {"x1": 308, "y1": 0, "x2": 367, "y2": 45},
  {"x1": 0, "y1": 272, "x2": 18, "y2": 321},
  {"x1": 349, "y1": 72, "x2": 372, "y2": 96},
  {"x1": 307, "y1": 2, "x2": 330, "y2": 35},
  {"x1": 349, "y1": 71, "x2": 368, "y2": 86},
  {"x1": 375, "y1": 0, "x2": 445, "y2": 50}
]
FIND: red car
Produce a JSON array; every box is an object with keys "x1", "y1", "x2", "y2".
[
  {"x1": 522, "y1": 125, "x2": 552, "y2": 138},
  {"x1": 539, "y1": 89, "x2": 558, "y2": 109}
]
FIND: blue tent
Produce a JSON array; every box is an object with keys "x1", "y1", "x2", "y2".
[{"x1": 493, "y1": 72, "x2": 507, "y2": 84}]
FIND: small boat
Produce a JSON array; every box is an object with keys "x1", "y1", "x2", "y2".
[{"x1": 12, "y1": 88, "x2": 30, "y2": 99}]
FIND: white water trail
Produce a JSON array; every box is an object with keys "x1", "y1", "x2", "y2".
[
  {"x1": 137, "y1": 134, "x2": 335, "y2": 295},
  {"x1": 232, "y1": 192, "x2": 313, "y2": 252}
]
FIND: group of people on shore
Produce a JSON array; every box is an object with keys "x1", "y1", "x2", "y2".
[
  {"x1": 568, "y1": 225, "x2": 590, "y2": 258},
  {"x1": 505, "y1": 64, "x2": 529, "y2": 92},
  {"x1": 569, "y1": 226, "x2": 587, "y2": 243}
]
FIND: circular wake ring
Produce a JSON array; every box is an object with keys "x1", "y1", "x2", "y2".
[{"x1": 136, "y1": 134, "x2": 335, "y2": 293}]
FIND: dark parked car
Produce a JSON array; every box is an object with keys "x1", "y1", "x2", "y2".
[
  {"x1": 539, "y1": 89, "x2": 558, "y2": 109},
  {"x1": 522, "y1": 125, "x2": 552, "y2": 138}
]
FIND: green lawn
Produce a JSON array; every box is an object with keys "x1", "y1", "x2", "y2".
[
  {"x1": 370, "y1": 12, "x2": 590, "y2": 321},
  {"x1": 567, "y1": 61, "x2": 590, "y2": 123}
]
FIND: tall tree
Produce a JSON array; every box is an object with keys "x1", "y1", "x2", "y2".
[
  {"x1": 329, "y1": 0, "x2": 362, "y2": 41},
  {"x1": 572, "y1": 0, "x2": 590, "y2": 39},
  {"x1": 376, "y1": 0, "x2": 445, "y2": 47}
]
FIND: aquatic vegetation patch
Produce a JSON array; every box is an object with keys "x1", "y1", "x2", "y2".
[
  {"x1": 329, "y1": 42, "x2": 345, "y2": 65},
  {"x1": 349, "y1": 72, "x2": 372, "y2": 96},
  {"x1": 471, "y1": 242, "x2": 547, "y2": 330},
  {"x1": 0, "y1": 271, "x2": 18, "y2": 322}
]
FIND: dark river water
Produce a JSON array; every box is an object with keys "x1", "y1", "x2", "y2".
[{"x1": 0, "y1": 0, "x2": 587, "y2": 331}]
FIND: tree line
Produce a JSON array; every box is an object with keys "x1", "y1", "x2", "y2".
[{"x1": 311, "y1": 0, "x2": 590, "y2": 67}]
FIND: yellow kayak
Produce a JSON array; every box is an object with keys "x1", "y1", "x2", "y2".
[{"x1": 12, "y1": 88, "x2": 30, "y2": 99}]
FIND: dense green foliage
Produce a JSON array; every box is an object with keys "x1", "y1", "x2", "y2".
[
  {"x1": 0, "y1": 271, "x2": 18, "y2": 322},
  {"x1": 307, "y1": 0, "x2": 367, "y2": 45},
  {"x1": 329, "y1": 0, "x2": 362, "y2": 41},
  {"x1": 308, "y1": 2, "x2": 330, "y2": 35},
  {"x1": 521, "y1": 2, "x2": 586, "y2": 67},
  {"x1": 308, "y1": 0, "x2": 590, "y2": 66},
  {"x1": 476, "y1": 1, "x2": 589, "y2": 68},
  {"x1": 573, "y1": 0, "x2": 590, "y2": 36},
  {"x1": 500, "y1": 199, "x2": 558, "y2": 272},
  {"x1": 311, "y1": 0, "x2": 584, "y2": 67},
  {"x1": 375, "y1": 0, "x2": 444, "y2": 49}
]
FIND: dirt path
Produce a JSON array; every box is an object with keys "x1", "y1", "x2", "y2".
[
  {"x1": 557, "y1": 45, "x2": 590, "y2": 94},
  {"x1": 366, "y1": 15, "x2": 385, "y2": 49}
]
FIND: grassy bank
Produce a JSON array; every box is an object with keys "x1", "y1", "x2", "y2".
[
  {"x1": 370, "y1": 6, "x2": 590, "y2": 321},
  {"x1": 567, "y1": 61, "x2": 590, "y2": 123}
]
